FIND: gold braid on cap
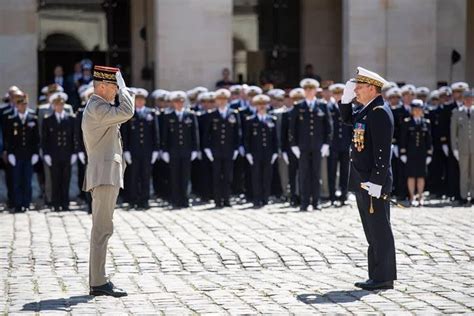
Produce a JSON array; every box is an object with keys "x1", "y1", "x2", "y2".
[
  {"x1": 94, "y1": 71, "x2": 116, "y2": 81},
  {"x1": 356, "y1": 75, "x2": 384, "y2": 88}
]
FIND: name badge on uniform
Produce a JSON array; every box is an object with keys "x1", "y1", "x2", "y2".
[
  {"x1": 353, "y1": 123, "x2": 365, "y2": 152},
  {"x1": 228, "y1": 115, "x2": 236, "y2": 124}
]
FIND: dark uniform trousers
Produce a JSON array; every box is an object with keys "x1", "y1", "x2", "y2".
[
  {"x1": 43, "y1": 114, "x2": 75, "y2": 210},
  {"x1": 281, "y1": 109, "x2": 299, "y2": 202},
  {"x1": 446, "y1": 102, "x2": 462, "y2": 200},
  {"x1": 392, "y1": 106, "x2": 411, "y2": 199},
  {"x1": 340, "y1": 95, "x2": 397, "y2": 282},
  {"x1": 289, "y1": 101, "x2": 332, "y2": 207},
  {"x1": 153, "y1": 109, "x2": 170, "y2": 201},
  {"x1": 74, "y1": 106, "x2": 91, "y2": 208},
  {"x1": 1, "y1": 104, "x2": 16, "y2": 207},
  {"x1": 162, "y1": 111, "x2": 198, "y2": 207}
]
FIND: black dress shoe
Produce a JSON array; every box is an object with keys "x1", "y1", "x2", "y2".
[
  {"x1": 90, "y1": 282, "x2": 127, "y2": 297},
  {"x1": 300, "y1": 205, "x2": 308, "y2": 211},
  {"x1": 223, "y1": 200, "x2": 231, "y2": 207},
  {"x1": 355, "y1": 279, "x2": 393, "y2": 290},
  {"x1": 312, "y1": 204, "x2": 322, "y2": 211}
]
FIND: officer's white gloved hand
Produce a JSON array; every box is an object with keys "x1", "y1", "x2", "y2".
[
  {"x1": 271, "y1": 153, "x2": 278, "y2": 164},
  {"x1": 282, "y1": 152, "x2": 289, "y2": 165},
  {"x1": 426, "y1": 156, "x2": 432, "y2": 165},
  {"x1": 31, "y1": 154, "x2": 39, "y2": 165},
  {"x1": 151, "y1": 151, "x2": 159, "y2": 164},
  {"x1": 442, "y1": 144, "x2": 449, "y2": 157},
  {"x1": 44, "y1": 155, "x2": 52, "y2": 167},
  {"x1": 162, "y1": 151, "x2": 170, "y2": 163},
  {"x1": 70, "y1": 154, "x2": 77, "y2": 165},
  {"x1": 232, "y1": 150, "x2": 239, "y2": 160},
  {"x1": 78, "y1": 152, "x2": 86, "y2": 164},
  {"x1": 238, "y1": 145, "x2": 245, "y2": 157},
  {"x1": 400, "y1": 155, "x2": 407, "y2": 164},
  {"x1": 291, "y1": 146, "x2": 301, "y2": 159},
  {"x1": 361, "y1": 181, "x2": 382, "y2": 199},
  {"x1": 246, "y1": 153, "x2": 254, "y2": 165},
  {"x1": 204, "y1": 148, "x2": 214, "y2": 162},
  {"x1": 321, "y1": 144, "x2": 330, "y2": 157},
  {"x1": 191, "y1": 151, "x2": 198, "y2": 161},
  {"x1": 342, "y1": 80, "x2": 357, "y2": 104},
  {"x1": 124, "y1": 151, "x2": 132, "y2": 164},
  {"x1": 8, "y1": 154, "x2": 16, "y2": 166},
  {"x1": 453, "y1": 149, "x2": 459, "y2": 161},
  {"x1": 391, "y1": 145, "x2": 399, "y2": 158},
  {"x1": 115, "y1": 71, "x2": 126, "y2": 90}
]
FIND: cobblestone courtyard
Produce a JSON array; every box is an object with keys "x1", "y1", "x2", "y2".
[{"x1": 1, "y1": 200, "x2": 473, "y2": 315}]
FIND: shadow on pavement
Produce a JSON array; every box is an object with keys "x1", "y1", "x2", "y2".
[
  {"x1": 22, "y1": 295, "x2": 93, "y2": 312},
  {"x1": 297, "y1": 290, "x2": 372, "y2": 304}
]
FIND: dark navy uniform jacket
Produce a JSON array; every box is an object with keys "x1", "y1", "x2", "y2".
[
  {"x1": 328, "y1": 102, "x2": 352, "y2": 152},
  {"x1": 339, "y1": 95, "x2": 394, "y2": 194},
  {"x1": 161, "y1": 110, "x2": 198, "y2": 157},
  {"x1": 42, "y1": 112, "x2": 76, "y2": 161},
  {"x1": 122, "y1": 107, "x2": 160, "y2": 158},
  {"x1": 4, "y1": 110, "x2": 39, "y2": 160},
  {"x1": 202, "y1": 108, "x2": 241, "y2": 159},
  {"x1": 244, "y1": 114, "x2": 278, "y2": 160}
]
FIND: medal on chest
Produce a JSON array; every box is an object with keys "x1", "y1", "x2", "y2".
[{"x1": 353, "y1": 122, "x2": 366, "y2": 152}]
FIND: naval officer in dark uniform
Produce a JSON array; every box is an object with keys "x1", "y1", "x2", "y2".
[{"x1": 339, "y1": 66, "x2": 397, "y2": 291}]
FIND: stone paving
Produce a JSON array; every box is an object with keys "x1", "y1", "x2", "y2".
[{"x1": 1, "y1": 199, "x2": 473, "y2": 315}]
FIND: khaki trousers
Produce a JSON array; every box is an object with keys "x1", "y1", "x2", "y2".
[
  {"x1": 89, "y1": 185, "x2": 120, "y2": 287},
  {"x1": 459, "y1": 154, "x2": 474, "y2": 199}
]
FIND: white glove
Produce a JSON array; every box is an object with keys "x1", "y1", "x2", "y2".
[
  {"x1": 191, "y1": 151, "x2": 198, "y2": 161},
  {"x1": 361, "y1": 181, "x2": 382, "y2": 199},
  {"x1": 321, "y1": 144, "x2": 330, "y2": 157},
  {"x1": 442, "y1": 144, "x2": 449, "y2": 157},
  {"x1": 271, "y1": 153, "x2": 278, "y2": 164},
  {"x1": 8, "y1": 154, "x2": 16, "y2": 166},
  {"x1": 78, "y1": 151, "x2": 86, "y2": 164},
  {"x1": 239, "y1": 145, "x2": 245, "y2": 156},
  {"x1": 116, "y1": 71, "x2": 126, "y2": 90},
  {"x1": 342, "y1": 80, "x2": 357, "y2": 104},
  {"x1": 232, "y1": 150, "x2": 239, "y2": 160},
  {"x1": 453, "y1": 149, "x2": 459, "y2": 161},
  {"x1": 282, "y1": 152, "x2": 289, "y2": 165},
  {"x1": 44, "y1": 155, "x2": 52, "y2": 167},
  {"x1": 124, "y1": 151, "x2": 132, "y2": 164},
  {"x1": 426, "y1": 156, "x2": 432, "y2": 165},
  {"x1": 204, "y1": 148, "x2": 214, "y2": 162},
  {"x1": 291, "y1": 146, "x2": 301, "y2": 159},
  {"x1": 151, "y1": 151, "x2": 159, "y2": 164},
  {"x1": 162, "y1": 151, "x2": 170, "y2": 163},
  {"x1": 31, "y1": 154, "x2": 39, "y2": 165},
  {"x1": 400, "y1": 155, "x2": 407, "y2": 164},
  {"x1": 391, "y1": 145, "x2": 399, "y2": 158},
  {"x1": 70, "y1": 154, "x2": 77, "y2": 165},
  {"x1": 246, "y1": 153, "x2": 254, "y2": 165}
]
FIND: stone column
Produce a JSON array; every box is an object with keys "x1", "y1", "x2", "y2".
[
  {"x1": 0, "y1": 0, "x2": 38, "y2": 103},
  {"x1": 152, "y1": 0, "x2": 233, "y2": 90}
]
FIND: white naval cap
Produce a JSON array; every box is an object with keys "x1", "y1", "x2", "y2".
[
  {"x1": 382, "y1": 81, "x2": 398, "y2": 92},
  {"x1": 386, "y1": 87, "x2": 402, "y2": 98},
  {"x1": 428, "y1": 90, "x2": 440, "y2": 100},
  {"x1": 134, "y1": 88, "x2": 149, "y2": 98},
  {"x1": 188, "y1": 86, "x2": 208, "y2": 99},
  {"x1": 244, "y1": 85, "x2": 263, "y2": 96},
  {"x1": 252, "y1": 94, "x2": 271, "y2": 105},
  {"x1": 169, "y1": 90, "x2": 187, "y2": 102},
  {"x1": 151, "y1": 89, "x2": 169, "y2": 100},
  {"x1": 451, "y1": 82, "x2": 469, "y2": 92},
  {"x1": 289, "y1": 88, "x2": 305, "y2": 99},
  {"x1": 400, "y1": 84, "x2": 417, "y2": 95},
  {"x1": 416, "y1": 87, "x2": 430, "y2": 97},
  {"x1": 198, "y1": 91, "x2": 215, "y2": 102},
  {"x1": 299, "y1": 78, "x2": 320, "y2": 89},
  {"x1": 352, "y1": 67, "x2": 387, "y2": 88},
  {"x1": 410, "y1": 99, "x2": 424, "y2": 108},
  {"x1": 49, "y1": 91, "x2": 68, "y2": 103},
  {"x1": 215, "y1": 88, "x2": 231, "y2": 99},
  {"x1": 42, "y1": 83, "x2": 64, "y2": 95},
  {"x1": 229, "y1": 85, "x2": 243, "y2": 94},
  {"x1": 329, "y1": 83, "x2": 345, "y2": 93},
  {"x1": 268, "y1": 88, "x2": 285, "y2": 100},
  {"x1": 438, "y1": 86, "x2": 452, "y2": 96}
]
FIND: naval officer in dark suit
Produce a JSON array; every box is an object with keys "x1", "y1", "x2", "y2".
[{"x1": 339, "y1": 66, "x2": 397, "y2": 291}]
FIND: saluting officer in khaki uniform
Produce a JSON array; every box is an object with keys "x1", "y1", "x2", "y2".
[{"x1": 82, "y1": 66, "x2": 134, "y2": 297}]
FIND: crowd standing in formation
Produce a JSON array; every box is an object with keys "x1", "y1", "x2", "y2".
[{"x1": 0, "y1": 61, "x2": 473, "y2": 214}]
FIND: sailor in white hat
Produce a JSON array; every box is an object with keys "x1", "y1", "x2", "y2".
[{"x1": 340, "y1": 66, "x2": 397, "y2": 291}]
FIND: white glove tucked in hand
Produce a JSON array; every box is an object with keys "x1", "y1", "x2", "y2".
[
  {"x1": 232, "y1": 150, "x2": 239, "y2": 160},
  {"x1": 271, "y1": 153, "x2": 278, "y2": 164},
  {"x1": 70, "y1": 154, "x2": 77, "y2": 165},
  {"x1": 426, "y1": 156, "x2": 432, "y2": 165},
  {"x1": 78, "y1": 152, "x2": 86, "y2": 164},
  {"x1": 43, "y1": 155, "x2": 52, "y2": 167},
  {"x1": 8, "y1": 154, "x2": 16, "y2": 166},
  {"x1": 391, "y1": 145, "x2": 399, "y2": 158},
  {"x1": 161, "y1": 152, "x2": 170, "y2": 163},
  {"x1": 453, "y1": 149, "x2": 459, "y2": 161},
  {"x1": 400, "y1": 155, "x2": 407, "y2": 164},
  {"x1": 361, "y1": 181, "x2": 382, "y2": 199},
  {"x1": 151, "y1": 151, "x2": 159, "y2": 164},
  {"x1": 321, "y1": 144, "x2": 330, "y2": 157},
  {"x1": 204, "y1": 148, "x2": 214, "y2": 162},
  {"x1": 342, "y1": 80, "x2": 357, "y2": 104},
  {"x1": 115, "y1": 71, "x2": 126, "y2": 90},
  {"x1": 291, "y1": 146, "x2": 301, "y2": 159},
  {"x1": 191, "y1": 151, "x2": 198, "y2": 161},
  {"x1": 246, "y1": 153, "x2": 254, "y2": 165},
  {"x1": 124, "y1": 151, "x2": 132, "y2": 164},
  {"x1": 31, "y1": 154, "x2": 39, "y2": 165},
  {"x1": 282, "y1": 152, "x2": 289, "y2": 165},
  {"x1": 442, "y1": 144, "x2": 449, "y2": 157}
]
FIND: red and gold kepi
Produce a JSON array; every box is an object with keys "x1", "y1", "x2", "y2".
[{"x1": 93, "y1": 65, "x2": 119, "y2": 84}]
